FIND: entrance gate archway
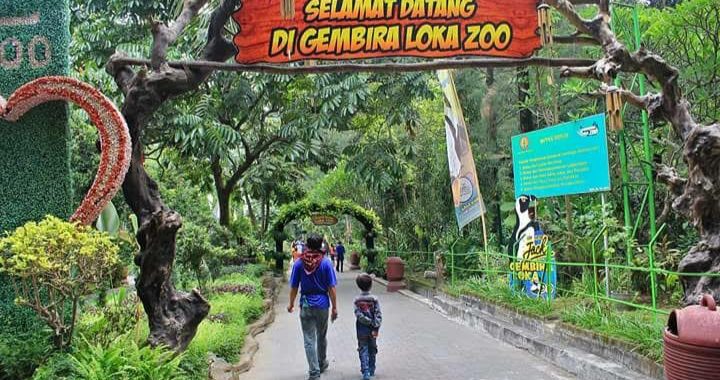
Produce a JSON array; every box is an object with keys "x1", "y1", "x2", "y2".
[{"x1": 270, "y1": 198, "x2": 382, "y2": 271}]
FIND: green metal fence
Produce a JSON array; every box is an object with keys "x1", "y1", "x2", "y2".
[{"x1": 374, "y1": 230, "x2": 720, "y2": 317}]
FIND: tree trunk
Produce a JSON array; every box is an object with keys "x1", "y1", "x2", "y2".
[
  {"x1": 517, "y1": 67, "x2": 536, "y2": 133},
  {"x1": 244, "y1": 188, "x2": 257, "y2": 228},
  {"x1": 106, "y1": 0, "x2": 239, "y2": 350},
  {"x1": 484, "y1": 68, "x2": 503, "y2": 245},
  {"x1": 218, "y1": 189, "x2": 231, "y2": 226}
]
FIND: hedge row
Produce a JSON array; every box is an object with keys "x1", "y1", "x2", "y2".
[{"x1": 0, "y1": 0, "x2": 72, "y2": 232}]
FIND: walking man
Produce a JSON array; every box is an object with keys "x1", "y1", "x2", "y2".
[
  {"x1": 288, "y1": 233, "x2": 339, "y2": 380},
  {"x1": 335, "y1": 241, "x2": 346, "y2": 273}
]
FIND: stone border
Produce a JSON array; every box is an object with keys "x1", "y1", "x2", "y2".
[
  {"x1": 209, "y1": 274, "x2": 280, "y2": 380},
  {"x1": 372, "y1": 276, "x2": 663, "y2": 380}
]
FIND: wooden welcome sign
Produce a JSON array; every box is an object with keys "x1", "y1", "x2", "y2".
[
  {"x1": 311, "y1": 214, "x2": 339, "y2": 226},
  {"x1": 232, "y1": 0, "x2": 541, "y2": 64}
]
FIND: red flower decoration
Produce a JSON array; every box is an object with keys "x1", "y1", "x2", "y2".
[{"x1": 0, "y1": 76, "x2": 131, "y2": 225}]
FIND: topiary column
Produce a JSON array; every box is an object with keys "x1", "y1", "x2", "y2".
[{"x1": 0, "y1": 0, "x2": 71, "y2": 232}]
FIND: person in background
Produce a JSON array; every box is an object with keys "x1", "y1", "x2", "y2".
[
  {"x1": 287, "y1": 233, "x2": 338, "y2": 380},
  {"x1": 354, "y1": 273, "x2": 382, "y2": 380},
  {"x1": 335, "y1": 241, "x2": 346, "y2": 273}
]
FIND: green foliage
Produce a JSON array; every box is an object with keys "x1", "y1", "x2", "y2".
[
  {"x1": 562, "y1": 304, "x2": 664, "y2": 362},
  {"x1": 69, "y1": 334, "x2": 185, "y2": 380},
  {"x1": 176, "y1": 221, "x2": 234, "y2": 290},
  {"x1": 362, "y1": 250, "x2": 386, "y2": 278},
  {"x1": 450, "y1": 276, "x2": 663, "y2": 362},
  {"x1": 0, "y1": 0, "x2": 72, "y2": 233},
  {"x1": 0, "y1": 274, "x2": 44, "y2": 333},
  {"x1": 0, "y1": 330, "x2": 53, "y2": 380},
  {"x1": 0, "y1": 216, "x2": 120, "y2": 348},
  {"x1": 272, "y1": 198, "x2": 383, "y2": 236},
  {"x1": 75, "y1": 288, "x2": 142, "y2": 348},
  {"x1": 31, "y1": 351, "x2": 74, "y2": 380},
  {"x1": 182, "y1": 272, "x2": 264, "y2": 378}
]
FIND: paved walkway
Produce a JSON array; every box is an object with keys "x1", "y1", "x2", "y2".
[{"x1": 241, "y1": 265, "x2": 574, "y2": 380}]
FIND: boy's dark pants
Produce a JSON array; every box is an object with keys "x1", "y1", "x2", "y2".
[{"x1": 357, "y1": 335, "x2": 378, "y2": 375}]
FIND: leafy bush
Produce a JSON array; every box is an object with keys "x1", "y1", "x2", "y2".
[
  {"x1": 0, "y1": 330, "x2": 53, "y2": 380},
  {"x1": 182, "y1": 273, "x2": 264, "y2": 378},
  {"x1": 0, "y1": 274, "x2": 44, "y2": 333},
  {"x1": 30, "y1": 352, "x2": 74, "y2": 380},
  {"x1": 176, "y1": 221, "x2": 234, "y2": 290},
  {"x1": 69, "y1": 334, "x2": 185, "y2": 380},
  {"x1": 75, "y1": 288, "x2": 142, "y2": 347},
  {"x1": 0, "y1": 216, "x2": 120, "y2": 349}
]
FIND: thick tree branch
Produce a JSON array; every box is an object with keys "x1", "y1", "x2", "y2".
[
  {"x1": 226, "y1": 135, "x2": 287, "y2": 190},
  {"x1": 656, "y1": 164, "x2": 687, "y2": 197},
  {"x1": 555, "y1": 32, "x2": 601, "y2": 46},
  {"x1": 151, "y1": 0, "x2": 208, "y2": 70},
  {"x1": 112, "y1": 56, "x2": 598, "y2": 74}
]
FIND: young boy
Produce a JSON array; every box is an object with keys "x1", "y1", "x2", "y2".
[{"x1": 353, "y1": 273, "x2": 382, "y2": 380}]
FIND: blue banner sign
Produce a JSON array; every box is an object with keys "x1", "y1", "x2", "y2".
[{"x1": 511, "y1": 114, "x2": 611, "y2": 199}]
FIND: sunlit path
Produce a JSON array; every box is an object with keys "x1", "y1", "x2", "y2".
[{"x1": 241, "y1": 265, "x2": 574, "y2": 380}]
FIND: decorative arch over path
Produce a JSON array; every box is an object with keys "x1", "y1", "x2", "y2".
[{"x1": 271, "y1": 198, "x2": 383, "y2": 270}]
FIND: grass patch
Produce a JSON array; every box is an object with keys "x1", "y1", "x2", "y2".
[
  {"x1": 447, "y1": 276, "x2": 665, "y2": 363},
  {"x1": 561, "y1": 304, "x2": 664, "y2": 362},
  {"x1": 182, "y1": 272, "x2": 265, "y2": 379}
]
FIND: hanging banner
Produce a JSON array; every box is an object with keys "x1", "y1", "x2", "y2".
[
  {"x1": 232, "y1": 0, "x2": 541, "y2": 64},
  {"x1": 438, "y1": 70, "x2": 485, "y2": 230},
  {"x1": 509, "y1": 195, "x2": 556, "y2": 300},
  {"x1": 511, "y1": 113, "x2": 611, "y2": 199}
]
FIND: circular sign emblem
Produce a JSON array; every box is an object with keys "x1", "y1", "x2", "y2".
[
  {"x1": 459, "y1": 177, "x2": 474, "y2": 203},
  {"x1": 520, "y1": 136, "x2": 530, "y2": 151}
]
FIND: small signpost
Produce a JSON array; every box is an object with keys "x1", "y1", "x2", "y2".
[
  {"x1": 0, "y1": 0, "x2": 71, "y2": 232},
  {"x1": 311, "y1": 214, "x2": 339, "y2": 226}
]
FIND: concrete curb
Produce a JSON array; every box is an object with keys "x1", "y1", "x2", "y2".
[
  {"x1": 373, "y1": 275, "x2": 433, "y2": 307},
  {"x1": 210, "y1": 274, "x2": 281, "y2": 380},
  {"x1": 373, "y1": 276, "x2": 663, "y2": 380}
]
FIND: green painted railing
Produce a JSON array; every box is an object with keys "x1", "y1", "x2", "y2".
[{"x1": 373, "y1": 229, "x2": 720, "y2": 316}]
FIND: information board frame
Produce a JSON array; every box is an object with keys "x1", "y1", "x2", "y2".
[{"x1": 511, "y1": 113, "x2": 611, "y2": 199}]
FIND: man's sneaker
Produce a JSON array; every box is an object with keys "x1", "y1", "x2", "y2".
[
  {"x1": 362, "y1": 371, "x2": 371, "y2": 380},
  {"x1": 320, "y1": 360, "x2": 329, "y2": 373},
  {"x1": 369, "y1": 369, "x2": 375, "y2": 377}
]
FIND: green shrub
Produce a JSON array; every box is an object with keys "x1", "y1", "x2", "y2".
[
  {"x1": 30, "y1": 352, "x2": 74, "y2": 380},
  {"x1": 182, "y1": 273, "x2": 264, "y2": 378},
  {"x1": 75, "y1": 288, "x2": 142, "y2": 347},
  {"x1": 0, "y1": 274, "x2": 44, "y2": 333},
  {"x1": 68, "y1": 333, "x2": 185, "y2": 380},
  {"x1": 0, "y1": 216, "x2": 120, "y2": 349},
  {"x1": 0, "y1": 330, "x2": 53, "y2": 380}
]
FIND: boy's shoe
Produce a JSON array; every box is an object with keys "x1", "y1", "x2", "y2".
[
  {"x1": 320, "y1": 360, "x2": 329, "y2": 373},
  {"x1": 362, "y1": 372, "x2": 371, "y2": 380}
]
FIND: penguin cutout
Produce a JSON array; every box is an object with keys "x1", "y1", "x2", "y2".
[{"x1": 508, "y1": 195, "x2": 540, "y2": 261}]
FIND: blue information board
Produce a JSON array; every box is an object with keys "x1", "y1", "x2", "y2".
[{"x1": 511, "y1": 114, "x2": 611, "y2": 199}]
